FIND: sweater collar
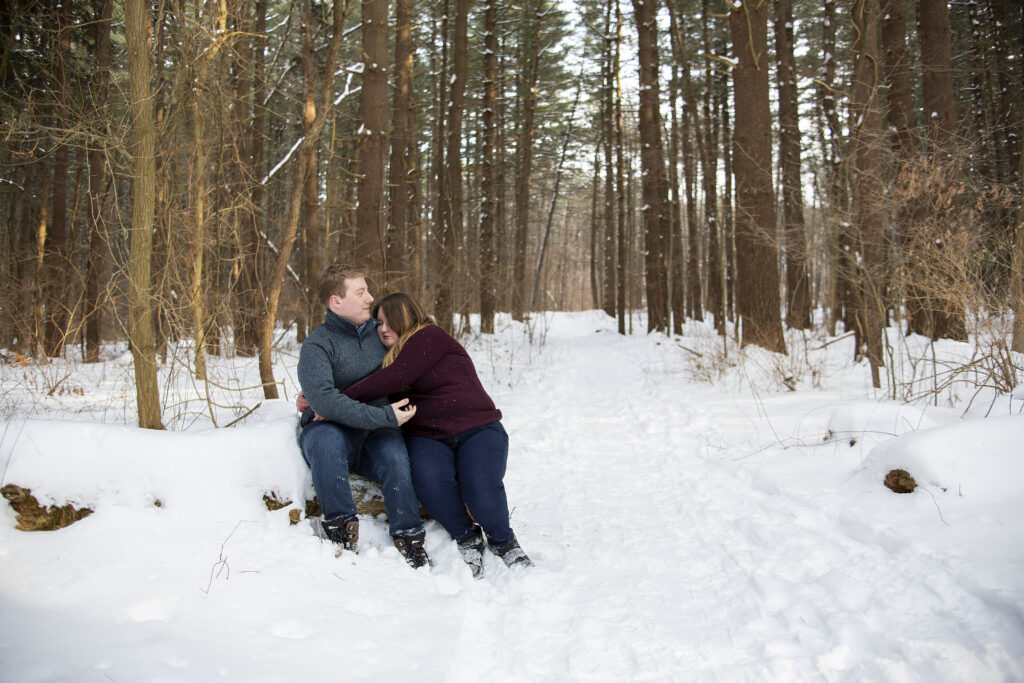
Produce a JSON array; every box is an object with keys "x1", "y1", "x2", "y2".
[{"x1": 324, "y1": 309, "x2": 377, "y2": 338}]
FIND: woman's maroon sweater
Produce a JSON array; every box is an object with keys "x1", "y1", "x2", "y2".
[{"x1": 340, "y1": 324, "x2": 501, "y2": 439}]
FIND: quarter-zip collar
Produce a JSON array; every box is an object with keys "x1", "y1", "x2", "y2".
[{"x1": 324, "y1": 309, "x2": 377, "y2": 340}]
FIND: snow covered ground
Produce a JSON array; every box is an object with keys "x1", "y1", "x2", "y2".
[{"x1": 1, "y1": 311, "x2": 1023, "y2": 682}]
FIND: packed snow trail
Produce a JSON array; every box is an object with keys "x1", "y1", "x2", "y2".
[
  {"x1": 450, "y1": 315, "x2": 1023, "y2": 681},
  {"x1": 1, "y1": 311, "x2": 1022, "y2": 682}
]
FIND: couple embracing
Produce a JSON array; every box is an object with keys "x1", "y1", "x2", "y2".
[{"x1": 296, "y1": 263, "x2": 532, "y2": 578}]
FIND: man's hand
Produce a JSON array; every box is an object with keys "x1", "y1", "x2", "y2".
[
  {"x1": 391, "y1": 398, "x2": 417, "y2": 426},
  {"x1": 297, "y1": 390, "x2": 328, "y2": 422}
]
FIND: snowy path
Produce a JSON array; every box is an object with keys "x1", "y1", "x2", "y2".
[
  {"x1": 1, "y1": 312, "x2": 1022, "y2": 682},
  {"x1": 464, "y1": 318, "x2": 1023, "y2": 680}
]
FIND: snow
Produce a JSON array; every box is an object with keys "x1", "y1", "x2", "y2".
[{"x1": 2, "y1": 311, "x2": 1023, "y2": 681}]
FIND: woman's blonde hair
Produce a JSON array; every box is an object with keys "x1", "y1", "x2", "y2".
[{"x1": 373, "y1": 292, "x2": 435, "y2": 367}]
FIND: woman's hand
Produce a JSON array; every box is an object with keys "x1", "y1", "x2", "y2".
[{"x1": 391, "y1": 398, "x2": 417, "y2": 426}]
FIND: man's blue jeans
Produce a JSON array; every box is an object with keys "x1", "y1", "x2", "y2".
[
  {"x1": 299, "y1": 421, "x2": 424, "y2": 537},
  {"x1": 406, "y1": 421, "x2": 513, "y2": 547}
]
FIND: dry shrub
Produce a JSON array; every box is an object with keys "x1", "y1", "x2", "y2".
[{"x1": 1, "y1": 484, "x2": 93, "y2": 531}]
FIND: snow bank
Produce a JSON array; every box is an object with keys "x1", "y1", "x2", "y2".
[
  {"x1": 0, "y1": 416, "x2": 311, "y2": 518},
  {"x1": 857, "y1": 414, "x2": 1024, "y2": 502}
]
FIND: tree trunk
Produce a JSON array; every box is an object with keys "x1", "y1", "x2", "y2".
[
  {"x1": 298, "y1": 0, "x2": 320, "y2": 342},
  {"x1": 257, "y1": 0, "x2": 345, "y2": 400},
  {"x1": 531, "y1": 78, "x2": 580, "y2": 310},
  {"x1": 436, "y1": 0, "x2": 467, "y2": 332},
  {"x1": 774, "y1": 0, "x2": 811, "y2": 330},
  {"x1": 234, "y1": 0, "x2": 265, "y2": 358},
  {"x1": 602, "y1": 0, "x2": 617, "y2": 318},
  {"x1": 84, "y1": 0, "x2": 112, "y2": 363},
  {"x1": 590, "y1": 150, "x2": 602, "y2": 312},
  {"x1": 665, "y1": 1, "x2": 685, "y2": 334},
  {"x1": 851, "y1": 0, "x2": 886, "y2": 387},
  {"x1": 44, "y1": 3, "x2": 73, "y2": 357},
  {"x1": 614, "y1": 1, "x2": 627, "y2": 334},
  {"x1": 729, "y1": 0, "x2": 786, "y2": 352},
  {"x1": 125, "y1": 0, "x2": 165, "y2": 429},
  {"x1": 882, "y1": 0, "x2": 920, "y2": 339},
  {"x1": 882, "y1": 0, "x2": 917, "y2": 159},
  {"x1": 701, "y1": 0, "x2": 724, "y2": 336},
  {"x1": 1013, "y1": 132, "x2": 1024, "y2": 353},
  {"x1": 818, "y1": 0, "x2": 848, "y2": 336},
  {"x1": 632, "y1": 0, "x2": 670, "y2": 334},
  {"x1": 389, "y1": 0, "x2": 414, "y2": 291},
  {"x1": 915, "y1": 0, "x2": 967, "y2": 341},
  {"x1": 512, "y1": 0, "x2": 540, "y2": 321},
  {"x1": 190, "y1": 74, "x2": 208, "y2": 381},
  {"x1": 479, "y1": 0, "x2": 498, "y2": 333},
  {"x1": 355, "y1": 0, "x2": 389, "y2": 280}
]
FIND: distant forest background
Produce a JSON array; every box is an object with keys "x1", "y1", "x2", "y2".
[{"x1": 1, "y1": 0, "x2": 1022, "y2": 428}]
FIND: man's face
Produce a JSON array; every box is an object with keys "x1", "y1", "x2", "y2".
[{"x1": 328, "y1": 276, "x2": 373, "y2": 325}]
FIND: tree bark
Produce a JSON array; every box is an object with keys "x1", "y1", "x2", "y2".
[
  {"x1": 84, "y1": 0, "x2": 112, "y2": 363},
  {"x1": 125, "y1": 0, "x2": 165, "y2": 429},
  {"x1": 44, "y1": 3, "x2": 73, "y2": 357},
  {"x1": 298, "y1": 0, "x2": 321, "y2": 342},
  {"x1": 234, "y1": 0, "x2": 265, "y2": 358},
  {"x1": 436, "y1": 0, "x2": 467, "y2": 332},
  {"x1": 701, "y1": 0, "x2": 724, "y2": 336},
  {"x1": 257, "y1": 0, "x2": 345, "y2": 399},
  {"x1": 851, "y1": 0, "x2": 887, "y2": 387},
  {"x1": 729, "y1": 0, "x2": 786, "y2": 352},
  {"x1": 389, "y1": 0, "x2": 414, "y2": 291},
  {"x1": 531, "y1": 77, "x2": 580, "y2": 310},
  {"x1": 882, "y1": 0, "x2": 916, "y2": 159},
  {"x1": 774, "y1": 0, "x2": 811, "y2": 330},
  {"x1": 190, "y1": 72, "x2": 208, "y2": 381},
  {"x1": 632, "y1": 0, "x2": 670, "y2": 334},
  {"x1": 479, "y1": 0, "x2": 498, "y2": 333},
  {"x1": 1013, "y1": 132, "x2": 1024, "y2": 353},
  {"x1": 355, "y1": 0, "x2": 389, "y2": 280},
  {"x1": 914, "y1": 0, "x2": 967, "y2": 341},
  {"x1": 512, "y1": 0, "x2": 541, "y2": 321},
  {"x1": 601, "y1": 0, "x2": 617, "y2": 318}
]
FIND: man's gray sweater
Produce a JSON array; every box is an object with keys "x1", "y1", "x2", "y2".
[{"x1": 296, "y1": 310, "x2": 398, "y2": 430}]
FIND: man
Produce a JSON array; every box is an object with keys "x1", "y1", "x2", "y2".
[{"x1": 296, "y1": 263, "x2": 429, "y2": 568}]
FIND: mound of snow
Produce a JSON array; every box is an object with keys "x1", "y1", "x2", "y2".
[
  {"x1": 857, "y1": 414, "x2": 1024, "y2": 501},
  {"x1": 1, "y1": 417, "x2": 311, "y2": 518}
]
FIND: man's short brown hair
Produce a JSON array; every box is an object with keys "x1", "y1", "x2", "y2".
[{"x1": 317, "y1": 264, "x2": 368, "y2": 307}]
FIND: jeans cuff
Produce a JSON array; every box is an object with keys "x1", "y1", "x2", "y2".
[{"x1": 392, "y1": 524, "x2": 425, "y2": 538}]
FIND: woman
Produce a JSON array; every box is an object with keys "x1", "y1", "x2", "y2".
[{"x1": 338, "y1": 292, "x2": 532, "y2": 577}]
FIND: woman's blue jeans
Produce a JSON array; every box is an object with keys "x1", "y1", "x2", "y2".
[
  {"x1": 406, "y1": 421, "x2": 513, "y2": 547},
  {"x1": 299, "y1": 421, "x2": 424, "y2": 537}
]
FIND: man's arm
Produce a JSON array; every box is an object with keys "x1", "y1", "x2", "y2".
[
  {"x1": 296, "y1": 339, "x2": 398, "y2": 429},
  {"x1": 341, "y1": 326, "x2": 448, "y2": 402},
  {"x1": 297, "y1": 391, "x2": 416, "y2": 426}
]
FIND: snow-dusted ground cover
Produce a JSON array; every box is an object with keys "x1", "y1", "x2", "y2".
[{"x1": 1, "y1": 311, "x2": 1023, "y2": 682}]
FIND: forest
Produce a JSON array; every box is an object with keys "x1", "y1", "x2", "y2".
[{"x1": 1, "y1": 0, "x2": 1022, "y2": 429}]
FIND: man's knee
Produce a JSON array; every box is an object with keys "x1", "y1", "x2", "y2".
[
  {"x1": 301, "y1": 423, "x2": 355, "y2": 463},
  {"x1": 366, "y1": 430, "x2": 412, "y2": 479}
]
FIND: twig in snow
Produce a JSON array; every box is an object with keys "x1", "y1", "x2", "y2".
[
  {"x1": 920, "y1": 486, "x2": 949, "y2": 526},
  {"x1": 200, "y1": 520, "x2": 247, "y2": 593}
]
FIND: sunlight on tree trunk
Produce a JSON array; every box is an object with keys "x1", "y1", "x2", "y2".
[{"x1": 125, "y1": 0, "x2": 164, "y2": 429}]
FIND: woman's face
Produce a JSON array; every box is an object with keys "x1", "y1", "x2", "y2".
[{"x1": 377, "y1": 309, "x2": 398, "y2": 348}]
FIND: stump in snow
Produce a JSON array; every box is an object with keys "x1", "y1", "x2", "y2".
[
  {"x1": 1, "y1": 485, "x2": 93, "y2": 531},
  {"x1": 884, "y1": 469, "x2": 917, "y2": 494}
]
